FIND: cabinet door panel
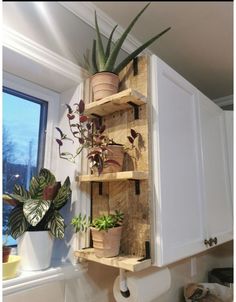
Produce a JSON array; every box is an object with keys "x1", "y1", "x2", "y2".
[
  {"x1": 224, "y1": 111, "x2": 233, "y2": 200},
  {"x1": 198, "y1": 93, "x2": 233, "y2": 243},
  {"x1": 151, "y1": 56, "x2": 205, "y2": 266}
]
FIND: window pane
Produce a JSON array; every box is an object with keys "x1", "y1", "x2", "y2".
[{"x1": 2, "y1": 89, "x2": 47, "y2": 246}]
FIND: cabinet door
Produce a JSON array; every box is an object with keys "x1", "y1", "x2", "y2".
[
  {"x1": 198, "y1": 93, "x2": 233, "y2": 244},
  {"x1": 151, "y1": 56, "x2": 205, "y2": 266},
  {"x1": 224, "y1": 111, "x2": 233, "y2": 201}
]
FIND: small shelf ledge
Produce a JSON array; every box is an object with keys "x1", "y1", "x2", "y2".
[
  {"x1": 75, "y1": 248, "x2": 151, "y2": 272},
  {"x1": 76, "y1": 171, "x2": 148, "y2": 183},
  {"x1": 84, "y1": 88, "x2": 146, "y2": 117}
]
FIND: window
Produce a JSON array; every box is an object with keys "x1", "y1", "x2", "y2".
[{"x1": 3, "y1": 87, "x2": 48, "y2": 245}]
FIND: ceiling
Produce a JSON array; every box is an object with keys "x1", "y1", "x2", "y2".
[{"x1": 92, "y1": 2, "x2": 233, "y2": 100}]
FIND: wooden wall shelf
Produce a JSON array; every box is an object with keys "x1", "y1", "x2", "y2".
[
  {"x1": 77, "y1": 171, "x2": 148, "y2": 183},
  {"x1": 75, "y1": 248, "x2": 151, "y2": 272},
  {"x1": 84, "y1": 88, "x2": 146, "y2": 117}
]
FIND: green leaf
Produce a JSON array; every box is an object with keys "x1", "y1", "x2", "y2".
[
  {"x1": 95, "y1": 11, "x2": 106, "y2": 70},
  {"x1": 105, "y1": 3, "x2": 151, "y2": 71},
  {"x1": 8, "y1": 193, "x2": 28, "y2": 203},
  {"x1": 53, "y1": 177, "x2": 71, "y2": 210},
  {"x1": 114, "y1": 27, "x2": 171, "y2": 74},
  {"x1": 23, "y1": 199, "x2": 51, "y2": 226},
  {"x1": 8, "y1": 205, "x2": 29, "y2": 239},
  {"x1": 105, "y1": 24, "x2": 118, "y2": 60},
  {"x1": 48, "y1": 211, "x2": 65, "y2": 239},
  {"x1": 39, "y1": 168, "x2": 56, "y2": 185},
  {"x1": 13, "y1": 184, "x2": 30, "y2": 199},
  {"x1": 29, "y1": 176, "x2": 46, "y2": 199},
  {"x1": 92, "y1": 39, "x2": 98, "y2": 73}
]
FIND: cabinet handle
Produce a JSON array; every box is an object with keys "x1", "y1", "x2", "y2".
[
  {"x1": 212, "y1": 237, "x2": 217, "y2": 245},
  {"x1": 205, "y1": 237, "x2": 218, "y2": 247}
]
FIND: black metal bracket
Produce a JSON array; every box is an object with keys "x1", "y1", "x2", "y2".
[
  {"x1": 133, "y1": 57, "x2": 139, "y2": 76},
  {"x1": 138, "y1": 241, "x2": 151, "y2": 262},
  {"x1": 127, "y1": 101, "x2": 139, "y2": 120}
]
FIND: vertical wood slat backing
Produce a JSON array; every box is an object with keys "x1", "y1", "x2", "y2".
[{"x1": 84, "y1": 56, "x2": 150, "y2": 257}]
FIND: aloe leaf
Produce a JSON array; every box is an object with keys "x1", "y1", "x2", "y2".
[
  {"x1": 8, "y1": 205, "x2": 29, "y2": 239},
  {"x1": 48, "y1": 211, "x2": 65, "y2": 239},
  {"x1": 114, "y1": 27, "x2": 171, "y2": 74},
  {"x1": 95, "y1": 11, "x2": 106, "y2": 70},
  {"x1": 23, "y1": 199, "x2": 51, "y2": 226},
  {"x1": 53, "y1": 176, "x2": 71, "y2": 210},
  {"x1": 105, "y1": 24, "x2": 118, "y2": 60},
  {"x1": 105, "y1": 3, "x2": 151, "y2": 72},
  {"x1": 92, "y1": 39, "x2": 98, "y2": 73}
]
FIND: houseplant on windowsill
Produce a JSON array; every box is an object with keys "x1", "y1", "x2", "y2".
[
  {"x1": 90, "y1": 211, "x2": 124, "y2": 258},
  {"x1": 56, "y1": 99, "x2": 139, "y2": 175},
  {"x1": 4, "y1": 168, "x2": 71, "y2": 271},
  {"x1": 89, "y1": 3, "x2": 171, "y2": 101}
]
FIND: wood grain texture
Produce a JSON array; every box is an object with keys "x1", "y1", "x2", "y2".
[
  {"x1": 80, "y1": 55, "x2": 151, "y2": 259},
  {"x1": 75, "y1": 248, "x2": 151, "y2": 272}
]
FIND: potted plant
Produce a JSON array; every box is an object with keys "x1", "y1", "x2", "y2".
[
  {"x1": 90, "y1": 210, "x2": 124, "y2": 258},
  {"x1": 2, "y1": 235, "x2": 11, "y2": 263},
  {"x1": 71, "y1": 213, "x2": 90, "y2": 249},
  {"x1": 89, "y1": 3, "x2": 171, "y2": 101},
  {"x1": 4, "y1": 168, "x2": 71, "y2": 271},
  {"x1": 56, "y1": 100, "x2": 139, "y2": 175}
]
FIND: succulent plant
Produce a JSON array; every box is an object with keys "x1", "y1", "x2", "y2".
[
  {"x1": 91, "y1": 210, "x2": 124, "y2": 231},
  {"x1": 6, "y1": 169, "x2": 71, "y2": 239},
  {"x1": 91, "y1": 3, "x2": 171, "y2": 74},
  {"x1": 71, "y1": 213, "x2": 90, "y2": 233}
]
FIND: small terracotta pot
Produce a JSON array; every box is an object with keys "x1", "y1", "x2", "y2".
[
  {"x1": 91, "y1": 72, "x2": 119, "y2": 101},
  {"x1": 103, "y1": 144, "x2": 124, "y2": 173},
  {"x1": 3, "y1": 246, "x2": 11, "y2": 263},
  {"x1": 91, "y1": 226, "x2": 122, "y2": 258}
]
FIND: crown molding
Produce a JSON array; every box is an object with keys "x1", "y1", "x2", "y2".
[
  {"x1": 214, "y1": 95, "x2": 233, "y2": 107},
  {"x1": 58, "y1": 1, "x2": 152, "y2": 55},
  {"x1": 3, "y1": 25, "x2": 89, "y2": 84}
]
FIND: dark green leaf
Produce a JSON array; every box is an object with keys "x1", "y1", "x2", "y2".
[
  {"x1": 23, "y1": 199, "x2": 51, "y2": 226},
  {"x1": 105, "y1": 3, "x2": 151, "y2": 71},
  {"x1": 53, "y1": 176, "x2": 71, "y2": 210},
  {"x1": 114, "y1": 26, "x2": 171, "y2": 74},
  {"x1": 39, "y1": 169, "x2": 56, "y2": 185},
  {"x1": 48, "y1": 211, "x2": 65, "y2": 239},
  {"x1": 105, "y1": 24, "x2": 118, "y2": 60},
  {"x1": 29, "y1": 176, "x2": 48, "y2": 199},
  {"x1": 95, "y1": 11, "x2": 106, "y2": 70},
  {"x1": 8, "y1": 205, "x2": 29, "y2": 239},
  {"x1": 92, "y1": 39, "x2": 98, "y2": 73},
  {"x1": 13, "y1": 184, "x2": 30, "y2": 199}
]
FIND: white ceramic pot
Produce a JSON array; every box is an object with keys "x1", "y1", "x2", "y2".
[{"x1": 17, "y1": 231, "x2": 53, "y2": 271}]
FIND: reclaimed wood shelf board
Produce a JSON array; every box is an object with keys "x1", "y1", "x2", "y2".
[
  {"x1": 77, "y1": 171, "x2": 148, "y2": 183},
  {"x1": 84, "y1": 88, "x2": 147, "y2": 116},
  {"x1": 75, "y1": 248, "x2": 151, "y2": 272}
]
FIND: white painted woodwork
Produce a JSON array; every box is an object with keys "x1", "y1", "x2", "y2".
[
  {"x1": 223, "y1": 111, "x2": 233, "y2": 200},
  {"x1": 150, "y1": 55, "x2": 233, "y2": 266},
  {"x1": 151, "y1": 56, "x2": 205, "y2": 266},
  {"x1": 198, "y1": 93, "x2": 233, "y2": 244}
]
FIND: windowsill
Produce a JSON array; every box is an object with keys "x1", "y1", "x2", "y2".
[{"x1": 3, "y1": 261, "x2": 88, "y2": 296}]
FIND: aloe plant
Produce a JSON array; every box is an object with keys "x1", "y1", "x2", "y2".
[
  {"x1": 91, "y1": 210, "x2": 124, "y2": 231},
  {"x1": 6, "y1": 169, "x2": 71, "y2": 239},
  {"x1": 91, "y1": 3, "x2": 171, "y2": 74}
]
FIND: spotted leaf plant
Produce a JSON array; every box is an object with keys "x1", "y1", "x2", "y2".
[{"x1": 5, "y1": 169, "x2": 71, "y2": 240}]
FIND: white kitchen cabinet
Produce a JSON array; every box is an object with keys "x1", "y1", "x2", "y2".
[
  {"x1": 198, "y1": 92, "x2": 232, "y2": 246},
  {"x1": 150, "y1": 55, "x2": 233, "y2": 266}
]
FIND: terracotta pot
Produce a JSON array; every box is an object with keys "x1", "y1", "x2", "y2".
[
  {"x1": 103, "y1": 144, "x2": 124, "y2": 173},
  {"x1": 3, "y1": 246, "x2": 11, "y2": 263},
  {"x1": 91, "y1": 226, "x2": 122, "y2": 258},
  {"x1": 91, "y1": 72, "x2": 119, "y2": 101}
]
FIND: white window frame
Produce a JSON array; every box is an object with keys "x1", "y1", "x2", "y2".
[{"x1": 3, "y1": 71, "x2": 60, "y2": 172}]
